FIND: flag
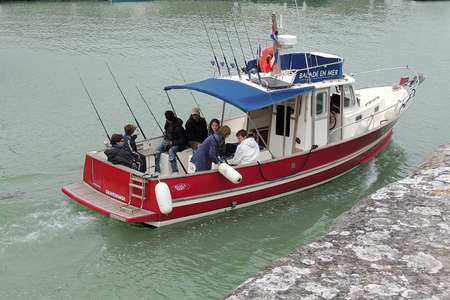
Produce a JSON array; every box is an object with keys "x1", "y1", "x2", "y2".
[
  {"x1": 270, "y1": 20, "x2": 278, "y2": 41},
  {"x1": 399, "y1": 77, "x2": 409, "y2": 86}
]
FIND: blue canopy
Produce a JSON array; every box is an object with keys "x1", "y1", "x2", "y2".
[{"x1": 164, "y1": 78, "x2": 314, "y2": 112}]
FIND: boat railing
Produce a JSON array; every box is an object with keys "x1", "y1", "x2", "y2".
[
  {"x1": 352, "y1": 65, "x2": 422, "y2": 111},
  {"x1": 328, "y1": 101, "x2": 400, "y2": 136},
  {"x1": 329, "y1": 67, "x2": 423, "y2": 136}
]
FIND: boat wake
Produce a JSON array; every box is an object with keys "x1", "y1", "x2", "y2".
[{"x1": 0, "y1": 202, "x2": 97, "y2": 253}]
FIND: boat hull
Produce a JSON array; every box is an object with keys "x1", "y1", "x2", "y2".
[{"x1": 63, "y1": 121, "x2": 395, "y2": 227}]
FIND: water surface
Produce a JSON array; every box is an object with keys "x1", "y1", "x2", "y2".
[{"x1": 1, "y1": 0, "x2": 449, "y2": 298}]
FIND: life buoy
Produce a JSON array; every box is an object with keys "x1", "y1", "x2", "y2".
[{"x1": 259, "y1": 48, "x2": 274, "y2": 73}]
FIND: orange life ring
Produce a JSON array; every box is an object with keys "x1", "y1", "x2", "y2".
[{"x1": 259, "y1": 47, "x2": 274, "y2": 73}]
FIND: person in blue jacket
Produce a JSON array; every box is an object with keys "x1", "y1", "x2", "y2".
[{"x1": 190, "y1": 125, "x2": 231, "y2": 172}]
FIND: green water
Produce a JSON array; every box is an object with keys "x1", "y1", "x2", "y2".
[{"x1": 1, "y1": 0, "x2": 449, "y2": 298}]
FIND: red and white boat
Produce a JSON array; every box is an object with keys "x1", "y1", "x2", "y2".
[{"x1": 62, "y1": 16, "x2": 423, "y2": 227}]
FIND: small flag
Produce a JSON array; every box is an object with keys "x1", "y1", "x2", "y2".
[{"x1": 399, "y1": 77, "x2": 409, "y2": 86}]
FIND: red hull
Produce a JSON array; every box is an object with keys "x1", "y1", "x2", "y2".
[{"x1": 63, "y1": 122, "x2": 394, "y2": 226}]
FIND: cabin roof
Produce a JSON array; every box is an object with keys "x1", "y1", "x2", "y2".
[{"x1": 164, "y1": 78, "x2": 314, "y2": 112}]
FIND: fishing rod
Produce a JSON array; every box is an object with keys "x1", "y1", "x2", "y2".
[
  {"x1": 136, "y1": 86, "x2": 188, "y2": 175},
  {"x1": 199, "y1": 13, "x2": 221, "y2": 76},
  {"x1": 136, "y1": 86, "x2": 164, "y2": 134},
  {"x1": 237, "y1": 2, "x2": 254, "y2": 58},
  {"x1": 231, "y1": 11, "x2": 249, "y2": 78},
  {"x1": 105, "y1": 62, "x2": 147, "y2": 139},
  {"x1": 207, "y1": 8, "x2": 231, "y2": 76},
  {"x1": 237, "y1": 1, "x2": 262, "y2": 84},
  {"x1": 205, "y1": 6, "x2": 231, "y2": 125},
  {"x1": 222, "y1": 20, "x2": 241, "y2": 80},
  {"x1": 79, "y1": 76, "x2": 111, "y2": 142},
  {"x1": 164, "y1": 90, "x2": 177, "y2": 116},
  {"x1": 174, "y1": 65, "x2": 207, "y2": 120}
]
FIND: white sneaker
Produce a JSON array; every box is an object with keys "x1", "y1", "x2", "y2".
[{"x1": 171, "y1": 171, "x2": 179, "y2": 176}]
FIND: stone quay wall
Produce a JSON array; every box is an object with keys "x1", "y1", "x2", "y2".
[{"x1": 226, "y1": 144, "x2": 450, "y2": 299}]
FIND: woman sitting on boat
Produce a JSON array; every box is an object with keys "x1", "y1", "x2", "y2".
[
  {"x1": 208, "y1": 118, "x2": 220, "y2": 136},
  {"x1": 227, "y1": 129, "x2": 260, "y2": 166},
  {"x1": 190, "y1": 125, "x2": 231, "y2": 172}
]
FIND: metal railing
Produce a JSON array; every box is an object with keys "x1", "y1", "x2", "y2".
[{"x1": 328, "y1": 65, "x2": 423, "y2": 136}]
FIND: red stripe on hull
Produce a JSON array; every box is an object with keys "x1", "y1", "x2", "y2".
[{"x1": 155, "y1": 130, "x2": 393, "y2": 223}]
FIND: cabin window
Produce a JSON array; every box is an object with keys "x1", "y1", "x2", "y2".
[
  {"x1": 343, "y1": 85, "x2": 356, "y2": 108},
  {"x1": 275, "y1": 105, "x2": 293, "y2": 136},
  {"x1": 315, "y1": 91, "x2": 327, "y2": 117}
]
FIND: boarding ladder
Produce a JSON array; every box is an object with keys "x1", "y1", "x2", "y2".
[{"x1": 121, "y1": 174, "x2": 147, "y2": 214}]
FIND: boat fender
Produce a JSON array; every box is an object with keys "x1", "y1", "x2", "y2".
[
  {"x1": 218, "y1": 163, "x2": 242, "y2": 184},
  {"x1": 155, "y1": 182, "x2": 173, "y2": 214},
  {"x1": 259, "y1": 48, "x2": 274, "y2": 73}
]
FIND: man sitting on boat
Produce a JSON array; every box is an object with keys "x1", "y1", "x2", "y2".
[
  {"x1": 185, "y1": 107, "x2": 208, "y2": 150},
  {"x1": 104, "y1": 134, "x2": 145, "y2": 172},
  {"x1": 154, "y1": 110, "x2": 187, "y2": 176},
  {"x1": 227, "y1": 130, "x2": 260, "y2": 166},
  {"x1": 190, "y1": 125, "x2": 231, "y2": 172},
  {"x1": 123, "y1": 124, "x2": 146, "y2": 172}
]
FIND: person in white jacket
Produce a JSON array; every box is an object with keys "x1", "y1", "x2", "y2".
[{"x1": 228, "y1": 129, "x2": 260, "y2": 166}]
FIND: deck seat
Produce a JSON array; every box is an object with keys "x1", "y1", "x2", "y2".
[{"x1": 159, "y1": 148, "x2": 193, "y2": 176}]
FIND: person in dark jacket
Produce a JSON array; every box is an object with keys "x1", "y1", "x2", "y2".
[
  {"x1": 154, "y1": 110, "x2": 187, "y2": 176},
  {"x1": 190, "y1": 125, "x2": 231, "y2": 172},
  {"x1": 104, "y1": 134, "x2": 144, "y2": 172},
  {"x1": 185, "y1": 107, "x2": 208, "y2": 150},
  {"x1": 123, "y1": 124, "x2": 147, "y2": 172}
]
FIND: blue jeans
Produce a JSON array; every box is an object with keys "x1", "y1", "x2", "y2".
[{"x1": 154, "y1": 140, "x2": 180, "y2": 173}]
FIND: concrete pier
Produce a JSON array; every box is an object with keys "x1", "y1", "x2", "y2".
[{"x1": 226, "y1": 144, "x2": 450, "y2": 299}]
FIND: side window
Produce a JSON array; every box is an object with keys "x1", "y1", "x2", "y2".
[
  {"x1": 315, "y1": 91, "x2": 327, "y2": 118},
  {"x1": 275, "y1": 105, "x2": 293, "y2": 136},
  {"x1": 343, "y1": 85, "x2": 356, "y2": 108}
]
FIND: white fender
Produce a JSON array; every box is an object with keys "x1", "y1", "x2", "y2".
[
  {"x1": 218, "y1": 163, "x2": 242, "y2": 184},
  {"x1": 155, "y1": 182, "x2": 173, "y2": 214}
]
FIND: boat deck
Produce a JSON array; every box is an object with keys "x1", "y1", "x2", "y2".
[{"x1": 62, "y1": 182, "x2": 156, "y2": 223}]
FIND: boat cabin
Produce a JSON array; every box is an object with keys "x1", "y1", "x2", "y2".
[{"x1": 165, "y1": 52, "x2": 360, "y2": 161}]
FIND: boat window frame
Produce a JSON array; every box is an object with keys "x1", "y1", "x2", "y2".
[
  {"x1": 314, "y1": 90, "x2": 328, "y2": 120},
  {"x1": 343, "y1": 85, "x2": 356, "y2": 108}
]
